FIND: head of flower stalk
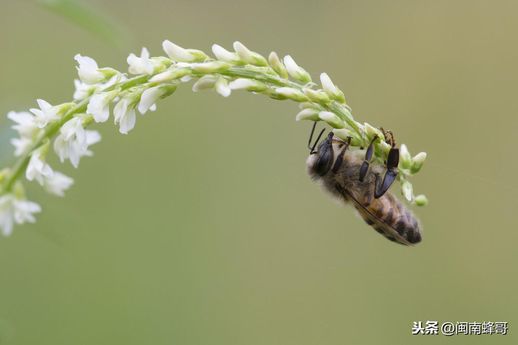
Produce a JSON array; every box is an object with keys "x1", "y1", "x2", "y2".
[
  {"x1": 410, "y1": 152, "x2": 427, "y2": 174},
  {"x1": 320, "y1": 73, "x2": 346, "y2": 103},
  {"x1": 233, "y1": 41, "x2": 268, "y2": 67},
  {"x1": 303, "y1": 87, "x2": 331, "y2": 104},
  {"x1": 162, "y1": 40, "x2": 209, "y2": 62},
  {"x1": 268, "y1": 52, "x2": 289, "y2": 79},
  {"x1": 318, "y1": 111, "x2": 346, "y2": 129},
  {"x1": 283, "y1": 55, "x2": 312, "y2": 84},
  {"x1": 211, "y1": 44, "x2": 241, "y2": 64}
]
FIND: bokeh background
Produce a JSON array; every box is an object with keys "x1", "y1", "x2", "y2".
[{"x1": 1, "y1": 0, "x2": 517, "y2": 344}]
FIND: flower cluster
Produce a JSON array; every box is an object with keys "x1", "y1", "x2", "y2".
[{"x1": 0, "y1": 40, "x2": 428, "y2": 236}]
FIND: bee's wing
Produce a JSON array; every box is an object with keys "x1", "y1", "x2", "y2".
[{"x1": 336, "y1": 185, "x2": 413, "y2": 246}]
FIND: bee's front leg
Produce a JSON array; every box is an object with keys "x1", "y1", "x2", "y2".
[
  {"x1": 359, "y1": 136, "x2": 378, "y2": 182},
  {"x1": 374, "y1": 146, "x2": 399, "y2": 198},
  {"x1": 332, "y1": 137, "x2": 352, "y2": 173}
]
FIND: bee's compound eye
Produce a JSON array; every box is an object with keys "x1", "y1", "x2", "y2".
[{"x1": 314, "y1": 142, "x2": 334, "y2": 176}]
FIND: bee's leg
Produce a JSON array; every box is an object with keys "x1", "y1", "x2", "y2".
[
  {"x1": 359, "y1": 136, "x2": 378, "y2": 182},
  {"x1": 374, "y1": 146, "x2": 399, "y2": 198},
  {"x1": 308, "y1": 122, "x2": 326, "y2": 154},
  {"x1": 332, "y1": 137, "x2": 352, "y2": 173}
]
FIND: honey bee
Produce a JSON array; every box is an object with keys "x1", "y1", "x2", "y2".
[{"x1": 306, "y1": 124, "x2": 422, "y2": 245}]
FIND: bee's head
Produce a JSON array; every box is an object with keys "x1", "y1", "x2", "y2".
[{"x1": 307, "y1": 131, "x2": 335, "y2": 177}]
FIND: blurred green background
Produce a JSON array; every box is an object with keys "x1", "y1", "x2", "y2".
[{"x1": 1, "y1": 0, "x2": 517, "y2": 344}]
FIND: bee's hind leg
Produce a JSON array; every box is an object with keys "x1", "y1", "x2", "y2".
[
  {"x1": 359, "y1": 136, "x2": 378, "y2": 181},
  {"x1": 332, "y1": 137, "x2": 352, "y2": 173},
  {"x1": 374, "y1": 146, "x2": 399, "y2": 198}
]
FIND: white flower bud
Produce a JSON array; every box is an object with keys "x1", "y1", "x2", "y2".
[
  {"x1": 283, "y1": 55, "x2": 311, "y2": 83},
  {"x1": 192, "y1": 75, "x2": 218, "y2": 92},
  {"x1": 215, "y1": 77, "x2": 231, "y2": 97},
  {"x1": 401, "y1": 180, "x2": 413, "y2": 202},
  {"x1": 363, "y1": 122, "x2": 384, "y2": 141},
  {"x1": 268, "y1": 52, "x2": 288, "y2": 78},
  {"x1": 211, "y1": 44, "x2": 240, "y2": 63},
  {"x1": 295, "y1": 108, "x2": 319, "y2": 121},
  {"x1": 411, "y1": 152, "x2": 427, "y2": 174},
  {"x1": 228, "y1": 78, "x2": 267, "y2": 92},
  {"x1": 275, "y1": 87, "x2": 307, "y2": 102},
  {"x1": 318, "y1": 111, "x2": 345, "y2": 129},
  {"x1": 162, "y1": 40, "x2": 208, "y2": 62},
  {"x1": 233, "y1": 41, "x2": 268, "y2": 66},
  {"x1": 414, "y1": 194, "x2": 428, "y2": 206},
  {"x1": 303, "y1": 88, "x2": 330, "y2": 103},
  {"x1": 399, "y1": 144, "x2": 412, "y2": 169},
  {"x1": 149, "y1": 68, "x2": 191, "y2": 83},
  {"x1": 190, "y1": 61, "x2": 230, "y2": 73},
  {"x1": 320, "y1": 73, "x2": 345, "y2": 103}
]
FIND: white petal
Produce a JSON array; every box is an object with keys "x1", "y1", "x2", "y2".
[
  {"x1": 192, "y1": 75, "x2": 217, "y2": 92},
  {"x1": 11, "y1": 137, "x2": 32, "y2": 156},
  {"x1": 215, "y1": 77, "x2": 231, "y2": 97},
  {"x1": 138, "y1": 87, "x2": 164, "y2": 114},
  {"x1": 44, "y1": 171, "x2": 74, "y2": 197},
  {"x1": 87, "y1": 93, "x2": 111, "y2": 122},
  {"x1": 228, "y1": 78, "x2": 257, "y2": 90},
  {"x1": 211, "y1": 44, "x2": 239, "y2": 63},
  {"x1": 162, "y1": 40, "x2": 195, "y2": 62},
  {"x1": 320, "y1": 73, "x2": 338, "y2": 94},
  {"x1": 119, "y1": 108, "x2": 136, "y2": 134},
  {"x1": 74, "y1": 54, "x2": 105, "y2": 84}
]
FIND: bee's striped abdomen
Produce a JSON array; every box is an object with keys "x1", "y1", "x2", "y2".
[{"x1": 357, "y1": 192, "x2": 422, "y2": 245}]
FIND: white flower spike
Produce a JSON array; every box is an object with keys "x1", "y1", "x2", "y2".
[{"x1": 0, "y1": 39, "x2": 428, "y2": 235}]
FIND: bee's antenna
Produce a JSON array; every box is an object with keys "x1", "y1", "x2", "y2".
[{"x1": 308, "y1": 122, "x2": 325, "y2": 154}]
